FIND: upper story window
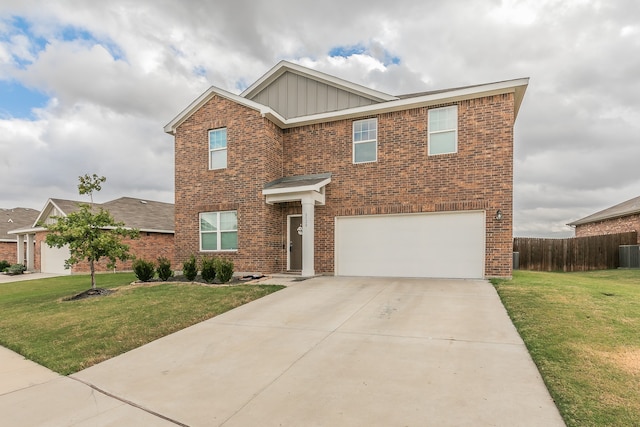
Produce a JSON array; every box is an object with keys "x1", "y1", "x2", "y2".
[
  {"x1": 200, "y1": 211, "x2": 238, "y2": 251},
  {"x1": 428, "y1": 106, "x2": 458, "y2": 155},
  {"x1": 353, "y1": 118, "x2": 377, "y2": 163},
  {"x1": 209, "y1": 128, "x2": 227, "y2": 170}
]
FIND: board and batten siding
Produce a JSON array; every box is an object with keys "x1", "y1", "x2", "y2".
[{"x1": 249, "y1": 71, "x2": 377, "y2": 119}]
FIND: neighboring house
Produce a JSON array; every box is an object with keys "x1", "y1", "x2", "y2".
[
  {"x1": 9, "y1": 197, "x2": 174, "y2": 274},
  {"x1": 165, "y1": 61, "x2": 529, "y2": 278},
  {"x1": 568, "y1": 195, "x2": 640, "y2": 243},
  {"x1": 0, "y1": 208, "x2": 40, "y2": 264}
]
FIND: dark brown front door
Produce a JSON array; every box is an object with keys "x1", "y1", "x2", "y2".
[{"x1": 289, "y1": 216, "x2": 302, "y2": 270}]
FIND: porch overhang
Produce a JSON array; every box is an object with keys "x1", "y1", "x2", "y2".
[
  {"x1": 262, "y1": 173, "x2": 331, "y2": 205},
  {"x1": 262, "y1": 173, "x2": 331, "y2": 277}
]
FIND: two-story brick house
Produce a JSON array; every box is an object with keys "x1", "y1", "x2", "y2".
[{"x1": 165, "y1": 61, "x2": 528, "y2": 278}]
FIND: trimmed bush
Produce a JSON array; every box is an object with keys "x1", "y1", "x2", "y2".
[
  {"x1": 183, "y1": 255, "x2": 198, "y2": 281},
  {"x1": 0, "y1": 260, "x2": 10, "y2": 272},
  {"x1": 200, "y1": 256, "x2": 216, "y2": 283},
  {"x1": 6, "y1": 264, "x2": 26, "y2": 275},
  {"x1": 215, "y1": 258, "x2": 234, "y2": 283},
  {"x1": 156, "y1": 257, "x2": 174, "y2": 281},
  {"x1": 132, "y1": 259, "x2": 155, "y2": 282}
]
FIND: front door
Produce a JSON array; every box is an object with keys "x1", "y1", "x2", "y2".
[{"x1": 289, "y1": 215, "x2": 303, "y2": 270}]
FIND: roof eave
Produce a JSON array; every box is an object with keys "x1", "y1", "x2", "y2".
[
  {"x1": 8, "y1": 226, "x2": 46, "y2": 235},
  {"x1": 275, "y1": 77, "x2": 530, "y2": 129},
  {"x1": 166, "y1": 77, "x2": 529, "y2": 134},
  {"x1": 568, "y1": 209, "x2": 640, "y2": 227},
  {"x1": 164, "y1": 86, "x2": 280, "y2": 135}
]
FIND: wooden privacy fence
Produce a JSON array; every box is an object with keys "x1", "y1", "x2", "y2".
[{"x1": 513, "y1": 232, "x2": 638, "y2": 272}]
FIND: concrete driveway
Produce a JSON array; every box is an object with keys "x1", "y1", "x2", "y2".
[{"x1": 0, "y1": 276, "x2": 565, "y2": 426}]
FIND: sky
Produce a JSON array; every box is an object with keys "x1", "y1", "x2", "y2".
[{"x1": 0, "y1": 0, "x2": 638, "y2": 238}]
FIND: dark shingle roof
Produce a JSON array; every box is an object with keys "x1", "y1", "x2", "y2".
[
  {"x1": 16, "y1": 197, "x2": 173, "y2": 234},
  {"x1": 568, "y1": 195, "x2": 640, "y2": 226},
  {"x1": 101, "y1": 197, "x2": 174, "y2": 231},
  {"x1": 0, "y1": 208, "x2": 40, "y2": 241},
  {"x1": 264, "y1": 173, "x2": 332, "y2": 190}
]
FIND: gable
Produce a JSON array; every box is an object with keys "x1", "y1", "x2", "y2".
[
  {"x1": 165, "y1": 60, "x2": 528, "y2": 134},
  {"x1": 248, "y1": 71, "x2": 379, "y2": 119}
]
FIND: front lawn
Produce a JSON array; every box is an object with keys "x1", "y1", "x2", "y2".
[
  {"x1": 0, "y1": 273, "x2": 284, "y2": 375},
  {"x1": 493, "y1": 270, "x2": 640, "y2": 427}
]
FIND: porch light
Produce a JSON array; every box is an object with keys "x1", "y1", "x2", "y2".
[
  {"x1": 495, "y1": 210, "x2": 503, "y2": 221},
  {"x1": 297, "y1": 225, "x2": 303, "y2": 235}
]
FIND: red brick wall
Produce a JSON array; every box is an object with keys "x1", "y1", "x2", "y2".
[
  {"x1": 575, "y1": 214, "x2": 640, "y2": 244},
  {"x1": 174, "y1": 95, "x2": 284, "y2": 273},
  {"x1": 0, "y1": 241, "x2": 16, "y2": 264},
  {"x1": 173, "y1": 93, "x2": 516, "y2": 277},
  {"x1": 33, "y1": 231, "x2": 174, "y2": 273}
]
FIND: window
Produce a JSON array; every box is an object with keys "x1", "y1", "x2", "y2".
[
  {"x1": 200, "y1": 211, "x2": 238, "y2": 251},
  {"x1": 428, "y1": 106, "x2": 458, "y2": 155},
  {"x1": 209, "y1": 128, "x2": 227, "y2": 170},
  {"x1": 353, "y1": 118, "x2": 377, "y2": 163}
]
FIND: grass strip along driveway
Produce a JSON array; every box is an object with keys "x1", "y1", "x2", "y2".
[
  {"x1": 493, "y1": 270, "x2": 640, "y2": 427},
  {"x1": 0, "y1": 273, "x2": 283, "y2": 375}
]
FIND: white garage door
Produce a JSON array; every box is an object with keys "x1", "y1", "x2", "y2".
[
  {"x1": 41, "y1": 242, "x2": 71, "y2": 275},
  {"x1": 335, "y1": 211, "x2": 485, "y2": 278}
]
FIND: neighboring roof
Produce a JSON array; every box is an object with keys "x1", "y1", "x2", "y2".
[
  {"x1": 102, "y1": 197, "x2": 174, "y2": 232},
  {"x1": 164, "y1": 61, "x2": 529, "y2": 134},
  {"x1": 0, "y1": 208, "x2": 39, "y2": 242},
  {"x1": 10, "y1": 197, "x2": 174, "y2": 234},
  {"x1": 568, "y1": 195, "x2": 640, "y2": 226}
]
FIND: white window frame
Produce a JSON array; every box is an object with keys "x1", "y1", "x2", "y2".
[
  {"x1": 199, "y1": 211, "x2": 238, "y2": 252},
  {"x1": 353, "y1": 118, "x2": 378, "y2": 164},
  {"x1": 209, "y1": 128, "x2": 227, "y2": 170},
  {"x1": 428, "y1": 105, "x2": 458, "y2": 155}
]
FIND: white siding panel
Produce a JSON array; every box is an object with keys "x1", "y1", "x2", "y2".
[
  {"x1": 41, "y1": 242, "x2": 71, "y2": 275},
  {"x1": 335, "y1": 211, "x2": 485, "y2": 278}
]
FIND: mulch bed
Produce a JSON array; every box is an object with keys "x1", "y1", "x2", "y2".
[
  {"x1": 63, "y1": 274, "x2": 268, "y2": 301},
  {"x1": 64, "y1": 288, "x2": 116, "y2": 301}
]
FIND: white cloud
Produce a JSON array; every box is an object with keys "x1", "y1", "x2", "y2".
[{"x1": 0, "y1": 0, "x2": 637, "y2": 238}]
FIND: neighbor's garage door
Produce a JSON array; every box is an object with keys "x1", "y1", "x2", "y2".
[
  {"x1": 41, "y1": 242, "x2": 71, "y2": 275},
  {"x1": 335, "y1": 211, "x2": 485, "y2": 278}
]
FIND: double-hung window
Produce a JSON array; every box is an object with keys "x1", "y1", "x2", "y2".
[
  {"x1": 353, "y1": 118, "x2": 377, "y2": 163},
  {"x1": 428, "y1": 106, "x2": 458, "y2": 155},
  {"x1": 200, "y1": 211, "x2": 238, "y2": 251},
  {"x1": 209, "y1": 128, "x2": 227, "y2": 170}
]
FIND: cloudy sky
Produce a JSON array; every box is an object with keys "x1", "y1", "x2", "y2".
[{"x1": 1, "y1": 0, "x2": 638, "y2": 237}]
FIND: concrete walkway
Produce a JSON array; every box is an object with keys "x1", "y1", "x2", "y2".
[
  {"x1": 0, "y1": 277, "x2": 565, "y2": 426},
  {"x1": 0, "y1": 272, "x2": 62, "y2": 283}
]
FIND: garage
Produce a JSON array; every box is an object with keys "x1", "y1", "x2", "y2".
[
  {"x1": 40, "y1": 242, "x2": 71, "y2": 275},
  {"x1": 334, "y1": 211, "x2": 485, "y2": 278}
]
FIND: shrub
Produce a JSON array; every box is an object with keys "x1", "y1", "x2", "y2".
[
  {"x1": 215, "y1": 258, "x2": 234, "y2": 283},
  {"x1": 200, "y1": 256, "x2": 216, "y2": 283},
  {"x1": 183, "y1": 254, "x2": 198, "y2": 281},
  {"x1": 132, "y1": 259, "x2": 155, "y2": 282},
  {"x1": 0, "y1": 260, "x2": 10, "y2": 272},
  {"x1": 6, "y1": 264, "x2": 26, "y2": 275},
  {"x1": 156, "y1": 257, "x2": 174, "y2": 281}
]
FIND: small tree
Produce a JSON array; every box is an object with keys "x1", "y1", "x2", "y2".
[{"x1": 44, "y1": 175, "x2": 139, "y2": 289}]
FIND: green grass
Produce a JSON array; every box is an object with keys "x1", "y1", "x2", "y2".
[
  {"x1": 492, "y1": 270, "x2": 640, "y2": 427},
  {"x1": 0, "y1": 273, "x2": 284, "y2": 375}
]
